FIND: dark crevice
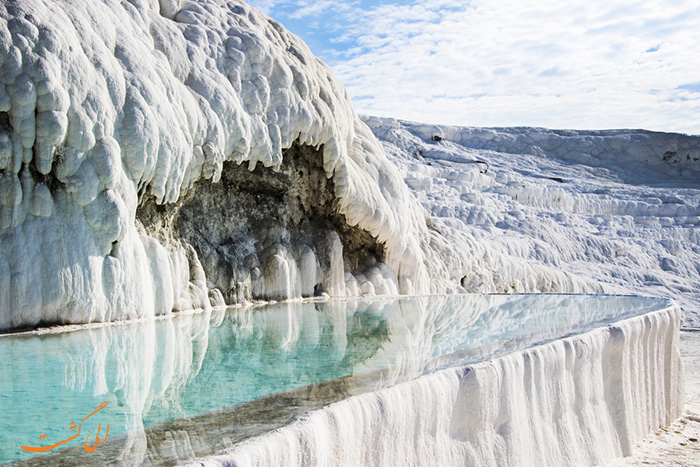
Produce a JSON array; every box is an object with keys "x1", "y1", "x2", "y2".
[
  {"x1": 137, "y1": 140, "x2": 386, "y2": 304},
  {"x1": 24, "y1": 159, "x2": 65, "y2": 193},
  {"x1": 0, "y1": 112, "x2": 12, "y2": 133}
]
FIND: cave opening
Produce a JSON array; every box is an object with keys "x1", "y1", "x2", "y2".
[{"x1": 137, "y1": 141, "x2": 386, "y2": 304}]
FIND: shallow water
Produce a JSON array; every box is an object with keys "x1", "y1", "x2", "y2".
[{"x1": 0, "y1": 294, "x2": 670, "y2": 465}]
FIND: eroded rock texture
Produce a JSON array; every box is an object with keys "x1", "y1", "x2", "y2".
[
  {"x1": 0, "y1": 0, "x2": 433, "y2": 330},
  {"x1": 137, "y1": 141, "x2": 388, "y2": 305}
]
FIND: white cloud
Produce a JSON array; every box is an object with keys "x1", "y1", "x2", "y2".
[
  {"x1": 249, "y1": 0, "x2": 700, "y2": 134},
  {"x1": 246, "y1": 0, "x2": 279, "y2": 15},
  {"x1": 288, "y1": 1, "x2": 336, "y2": 19}
]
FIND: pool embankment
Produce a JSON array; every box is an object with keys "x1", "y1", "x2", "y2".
[{"x1": 188, "y1": 302, "x2": 685, "y2": 467}]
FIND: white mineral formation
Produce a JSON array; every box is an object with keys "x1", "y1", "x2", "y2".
[
  {"x1": 190, "y1": 303, "x2": 685, "y2": 467},
  {"x1": 0, "y1": 0, "x2": 435, "y2": 329},
  {"x1": 365, "y1": 117, "x2": 700, "y2": 326},
  {"x1": 1, "y1": 0, "x2": 699, "y2": 334}
]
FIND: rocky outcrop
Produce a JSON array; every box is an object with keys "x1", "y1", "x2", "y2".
[{"x1": 0, "y1": 0, "x2": 431, "y2": 330}]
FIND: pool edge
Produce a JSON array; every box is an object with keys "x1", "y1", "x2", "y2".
[{"x1": 185, "y1": 300, "x2": 685, "y2": 467}]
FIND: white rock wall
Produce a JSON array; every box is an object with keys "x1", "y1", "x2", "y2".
[
  {"x1": 365, "y1": 117, "x2": 700, "y2": 326},
  {"x1": 190, "y1": 304, "x2": 685, "y2": 467},
  {"x1": 1, "y1": 0, "x2": 697, "y2": 334},
  {"x1": 0, "y1": 0, "x2": 431, "y2": 329}
]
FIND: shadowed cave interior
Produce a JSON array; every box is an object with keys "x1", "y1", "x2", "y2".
[{"x1": 137, "y1": 141, "x2": 387, "y2": 304}]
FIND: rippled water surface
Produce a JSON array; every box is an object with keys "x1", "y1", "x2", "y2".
[{"x1": 0, "y1": 294, "x2": 671, "y2": 465}]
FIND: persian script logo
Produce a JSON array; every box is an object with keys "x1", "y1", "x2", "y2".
[{"x1": 21, "y1": 401, "x2": 109, "y2": 453}]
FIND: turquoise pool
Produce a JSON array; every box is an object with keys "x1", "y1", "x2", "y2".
[{"x1": 0, "y1": 294, "x2": 671, "y2": 465}]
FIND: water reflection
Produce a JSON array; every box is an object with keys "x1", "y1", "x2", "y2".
[{"x1": 0, "y1": 294, "x2": 669, "y2": 465}]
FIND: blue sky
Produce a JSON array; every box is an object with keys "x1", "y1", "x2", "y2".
[{"x1": 248, "y1": 0, "x2": 700, "y2": 135}]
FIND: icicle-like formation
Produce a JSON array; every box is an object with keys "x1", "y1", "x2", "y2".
[
  {"x1": 2, "y1": 0, "x2": 697, "y2": 330},
  {"x1": 0, "y1": 0, "x2": 430, "y2": 329}
]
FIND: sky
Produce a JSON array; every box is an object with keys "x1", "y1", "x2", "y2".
[{"x1": 247, "y1": 0, "x2": 700, "y2": 135}]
